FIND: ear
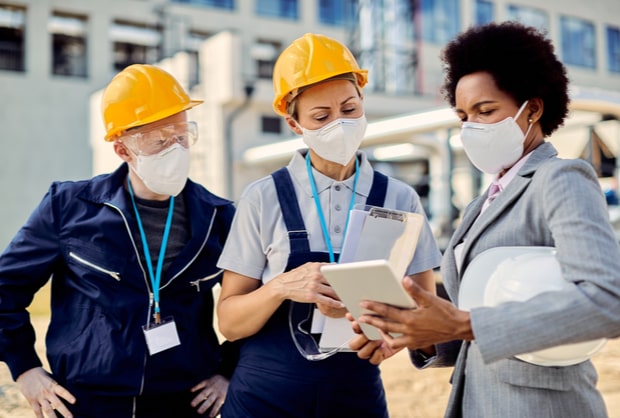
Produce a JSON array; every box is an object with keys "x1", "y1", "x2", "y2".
[
  {"x1": 285, "y1": 116, "x2": 303, "y2": 135},
  {"x1": 527, "y1": 98, "x2": 544, "y2": 124},
  {"x1": 113, "y1": 141, "x2": 133, "y2": 164}
]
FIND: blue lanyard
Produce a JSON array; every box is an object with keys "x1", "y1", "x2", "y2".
[
  {"x1": 127, "y1": 179, "x2": 175, "y2": 324},
  {"x1": 306, "y1": 153, "x2": 359, "y2": 263}
]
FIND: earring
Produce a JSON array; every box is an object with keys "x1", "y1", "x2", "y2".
[{"x1": 528, "y1": 118, "x2": 533, "y2": 123}]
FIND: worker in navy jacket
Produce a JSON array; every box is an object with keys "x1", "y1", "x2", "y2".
[{"x1": 0, "y1": 64, "x2": 236, "y2": 418}]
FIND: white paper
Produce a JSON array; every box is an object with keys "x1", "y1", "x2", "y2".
[
  {"x1": 354, "y1": 215, "x2": 406, "y2": 262},
  {"x1": 318, "y1": 317, "x2": 356, "y2": 352},
  {"x1": 338, "y1": 209, "x2": 368, "y2": 263},
  {"x1": 310, "y1": 308, "x2": 326, "y2": 333}
]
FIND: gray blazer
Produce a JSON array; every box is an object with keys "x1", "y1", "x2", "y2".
[{"x1": 438, "y1": 142, "x2": 620, "y2": 418}]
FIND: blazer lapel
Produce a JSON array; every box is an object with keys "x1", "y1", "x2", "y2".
[{"x1": 457, "y1": 142, "x2": 559, "y2": 278}]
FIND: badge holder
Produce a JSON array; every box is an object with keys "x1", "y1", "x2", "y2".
[{"x1": 143, "y1": 316, "x2": 181, "y2": 355}]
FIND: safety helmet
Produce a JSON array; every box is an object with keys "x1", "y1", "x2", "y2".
[
  {"x1": 272, "y1": 33, "x2": 368, "y2": 116},
  {"x1": 460, "y1": 246, "x2": 606, "y2": 367},
  {"x1": 101, "y1": 64, "x2": 203, "y2": 141}
]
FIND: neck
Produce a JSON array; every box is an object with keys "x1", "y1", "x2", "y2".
[
  {"x1": 127, "y1": 169, "x2": 170, "y2": 201},
  {"x1": 523, "y1": 134, "x2": 545, "y2": 157},
  {"x1": 308, "y1": 150, "x2": 356, "y2": 181},
  {"x1": 499, "y1": 126, "x2": 545, "y2": 178}
]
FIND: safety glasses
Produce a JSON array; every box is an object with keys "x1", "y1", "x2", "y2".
[
  {"x1": 288, "y1": 301, "x2": 354, "y2": 361},
  {"x1": 120, "y1": 121, "x2": 198, "y2": 156}
]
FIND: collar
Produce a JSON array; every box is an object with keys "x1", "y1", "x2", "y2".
[
  {"x1": 493, "y1": 151, "x2": 534, "y2": 194},
  {"x1": 287, "y1": 149, "x2": 374, "y2": 198},
  {"x1": 77, "y1": 163, "x2": 232, "y2": 209}
]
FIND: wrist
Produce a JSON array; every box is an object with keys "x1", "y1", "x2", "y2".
[
  {"x1": 455, "y1": 310, "x2": 474, "y2": 341},
  {"x1": 269, "y1": 274, "x2": 291, "y2": 302}
]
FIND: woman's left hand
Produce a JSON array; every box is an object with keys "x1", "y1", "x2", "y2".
[
  {"x1": 346, "y1": 313, "x2": 402, "y2": 364},
  {"x1": 191, "y1": 374, "x2": 229, "y2": 417}
]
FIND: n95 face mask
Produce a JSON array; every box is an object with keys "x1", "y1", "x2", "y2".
[
  {"x1": 300, "y1": 115, "x2": 367, "y2": 166},
  {"x1": 460, "y1": 101, "x2": 531, "y2": 174},
  {"x1": 130, "y1": 143, "x2": 190, "y2": 196}
]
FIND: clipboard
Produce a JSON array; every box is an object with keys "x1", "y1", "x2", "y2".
[{"x1": 319, "y1": 206, "x2": 423, "y2": 344}]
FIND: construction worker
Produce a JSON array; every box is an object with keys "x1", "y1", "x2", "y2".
[
  {"x1": 216, "y1": 33, "x2": 442, "y2": 417},
  {"x1": 0, "y1": 64, "x2": 236, "y2": 418}
]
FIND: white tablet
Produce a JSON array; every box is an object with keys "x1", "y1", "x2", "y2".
[{"x1": 321, "y1": 259, "x2": 416, "y2": 340}]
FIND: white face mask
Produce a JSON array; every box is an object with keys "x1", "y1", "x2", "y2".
[
  {"x1": 300, "y1": 115, "x2": 367, "y2": 166},
  {"x1": 460, "y1": 101, "x2": 532, "y2": 174},
  {"x1": 129, "y1": 143, "x2": 190, "y2": 196}
]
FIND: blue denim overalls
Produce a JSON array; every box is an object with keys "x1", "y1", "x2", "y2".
[{"x1": 222, "y1": 167, "x2": 390, "y2": 418}]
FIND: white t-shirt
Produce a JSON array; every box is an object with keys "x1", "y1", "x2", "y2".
[{"x1": 217, "y1": 149, "x2": 442, "y2": 283}]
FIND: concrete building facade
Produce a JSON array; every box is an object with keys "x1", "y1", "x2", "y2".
[{"x1": 1, "y1": 0, "x2": 619, "y2": 249}]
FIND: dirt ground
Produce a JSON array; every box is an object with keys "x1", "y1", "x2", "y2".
[{"x1": 1, "y1": 316, "x2": 619, "y2": 418}]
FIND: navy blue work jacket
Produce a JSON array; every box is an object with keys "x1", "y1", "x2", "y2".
[{"x1": 0, "y1": 163, "x2": 235, "y2": 396}]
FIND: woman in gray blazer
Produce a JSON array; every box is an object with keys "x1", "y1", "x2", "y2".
[{"x1": 350, "y1": 22, "x2": 620, "y2": 418}]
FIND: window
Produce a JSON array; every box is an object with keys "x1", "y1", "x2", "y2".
[
  {"x1": 0, "y1": 5, "x2": 25, "y2": 72},
  {"x1": 475, "y1": 0, "x2": 494, "y2": 25},
  {"x1": 607, "y1": 26, "x2": 620, "y2": 73},
  {"x1": 420, "y1": 0, "x2": 460, "y2": 44},
  {"x1": 319, "y1": 0, "x2": 356, "y2": 26},
  {"x1": 49, "y1": 13, "x2": 88, "y2": 77},
  {"x1": 354, "y1": 0, "x2": 416, "y2": 94},
  {"x1": 170, "y1": 0, "x2": 234, "y2": 9},
  {"x1": 186, "y1": 30, "x2": 211, "y2": 88},
  {"x1": 506, "y1": 5, "x2": 549, "y2": 30},
  {"x1": 256, "y1": 0, "x2": 298, "y2": 20},
  {"x1": 261, "y1": 116, "x2": 281, "y2": 134},
  {"x1": 253, "y1": 39, "x2": 280, "y2": 79},
  {"x1": 110, "y1": 20, "x2": 161, "y2": 72},
  {"x1": 560, "y1": 16, "x2": 596, "y2": 69}
]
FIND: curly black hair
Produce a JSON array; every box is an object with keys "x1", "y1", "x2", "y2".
[{"x1": 441, "y1": 21, "x2": 570, "y2": 136}]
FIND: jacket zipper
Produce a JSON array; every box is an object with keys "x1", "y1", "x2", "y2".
[
  {"x1": 69, "y1": 252, "x2": 121, "y2": 281},
  {"x1": 104, "y1": 201, "x2": 152, "y2": 396},
  {"x1": 161, "y1": 208, "x2": 218, "y2": 290},
  {"x1": 190, "y1": 269, "x2": 224, "y2": 292},
  {"x1": 103, "y1": 202, "x2": 218, "y2": 396}
]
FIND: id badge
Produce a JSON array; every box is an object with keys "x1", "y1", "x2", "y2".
[{"x1": 142, "y1": 316, "x2": 181, "y2": 355}]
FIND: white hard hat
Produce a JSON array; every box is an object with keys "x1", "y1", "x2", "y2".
[{"x1": 459, "y1": 246, "x2": 606, "y2": 367}]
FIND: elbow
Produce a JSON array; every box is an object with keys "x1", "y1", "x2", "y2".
[
  {"x1": 217, "y1": 319, "x2": 239, "y2": 342},
  {"x1": 217, "y1": 304, "x2": 244, "y2": 342}
]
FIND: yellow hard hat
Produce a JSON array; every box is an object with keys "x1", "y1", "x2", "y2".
[
  {"x1": 101, "y1": 64, "x2": 203, "y2": 141},
  {"x1": 272, "y1": 33, "x2": 368, "y2": 116}
]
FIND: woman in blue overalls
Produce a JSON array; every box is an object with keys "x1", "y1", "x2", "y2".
[{"x1": 216, "y1": 33, "x2": 442, "y2": 418}]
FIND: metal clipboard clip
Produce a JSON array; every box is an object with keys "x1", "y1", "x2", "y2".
[{"x1": 368, "y1": 206, "x2": 407, "y2": 222}]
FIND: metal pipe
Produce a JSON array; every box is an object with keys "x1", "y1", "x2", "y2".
[{"x1": 224, "y1": 84, "x2": 254, "y2": 199}]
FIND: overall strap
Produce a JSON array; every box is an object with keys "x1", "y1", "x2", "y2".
[
  {"x1": 271, "y1": 168, "x2": 310, "y2": 254},
  {"x1": 366, "y1": 171, "x2": 388, "y2": 207}
]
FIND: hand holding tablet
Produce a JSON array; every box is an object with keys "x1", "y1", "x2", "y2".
[
  {"x1": 321, "y1": 259, "x2": 417, "y2": 340},
  {"x1": 320, "y1": 206, "x2": 423, "y2": 341}
]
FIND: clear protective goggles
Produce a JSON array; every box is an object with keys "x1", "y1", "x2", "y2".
[
  {"x1": 119, "y1": 121, "x2": 198, "y2": 156},
  {"x1": 288, "y1": 301, "x2": 355, "y2": 361}
]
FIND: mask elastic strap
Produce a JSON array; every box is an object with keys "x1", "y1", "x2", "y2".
[
  {"x1": 514, "y1": 100, "x2": 529, "y2": 120},
  {"x1": 515, "y1": 100, "x2": 533, "y2": 140}
]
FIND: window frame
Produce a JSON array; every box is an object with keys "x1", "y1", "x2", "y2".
[
  {"x1": 560, "y1": 15, "x2": 597, "y2": 69},
  {"x1": 0, "y1": 4, "x2": 26, "y2": 72},
  {"x1": 255, "y1": 0, "x2": 298, "y2": 20},
  {"x1": 49, "y1": 12, "x2": 89, "y2": 78}
]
